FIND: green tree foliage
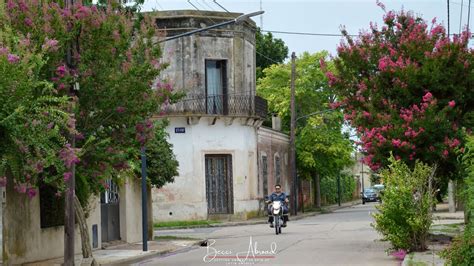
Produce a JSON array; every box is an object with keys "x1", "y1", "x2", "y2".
[
  {"x1": 131, "y1": 121, "x2": 179, "y2": 189},
  {"x1": 320, "y1": 173, "x2": 356, "y2": 204},
  {"x1": 256, "y1": 28, "x2": 288, "y2": 80},
  {"x1": 373, "y1": 156, "x2": 434, "y2": 252},
  {"x1": 0, "y1": 18, "x2": 71, "y2": 197},
  {"x1": 441, "y1": 135, "x2": 474, "y2": 265},
  {"x1": 326, "y1": 8, "x2": 474, "y2": 177},
  {"x1": 3, "y1": 0, "x2": 179, "y2": 203},
  {"x1": 258, "y1": 51, "x2": 354, "y2": 180}
]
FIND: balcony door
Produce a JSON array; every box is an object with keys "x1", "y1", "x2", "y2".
[{"x1": 205, "y1": 60, "x2": 227, "y2": 115}]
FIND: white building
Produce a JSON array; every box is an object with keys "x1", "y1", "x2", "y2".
[{"x1": 151, "y1": 10, "x2": 268, "y2": 221}]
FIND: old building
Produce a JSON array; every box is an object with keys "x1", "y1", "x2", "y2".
[{"x1": 152, "y1": 10, "x2": 268, "y2": 221}]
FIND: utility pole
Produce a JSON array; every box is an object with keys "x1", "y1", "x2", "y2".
[
  {"x1": 337, "y1": 173, "x2": 341, "y2": 206},
  {"x1": 289, "y1": 52, "x2": 297, "y2": 216},
  {"x1": 65, "y1": 0, "x2": 75, "y2": 265},
  {"x1": 141, "y1": 147, "x2": 148, "y2": 251}
]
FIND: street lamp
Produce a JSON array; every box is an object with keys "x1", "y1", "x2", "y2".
[{"x1": 139, "y1": 10, "x2": 265, "y2": 251}]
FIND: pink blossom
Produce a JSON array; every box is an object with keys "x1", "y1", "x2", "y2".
[
  {"x1": 135, "y1": 123, "x2": 144, "y2": 133},
  {"x1": 6, "y1": 0, "x2": 16, "y2": 10},
  {"x1": 448, "y1": 100, "x2": 455, "y2": 108},
  {"x1": 443, "y1": 149, "x2": 449, "y2": 157},
  {"x1": 7, "y1": 54, "x2": 20, "y2": 64},
  {"x1": 319, "y1": 58, "x2": 326, "y2": 69},
  {"x1": 116, "y1": 106, "x2": 126, "y2": 113},
  {"x1": 329, "y1": 101, "x2": 342, "y2": 109},
  {"x1": 63, "y1": 172, "x2": 73, "y2": 182},
  {"x1": 325, "y1": 72, "x2": 338, "y2": 86},
  {"x1": 422, "y1": 92, "x2": 433, "y2": 102},
  {"x1": 56, "y1": 65, "x2": 68, "y2": 78},
  {"x1": 0, "y1": 176, "x2": 6, "y2": 187},
  {"x1": 15, "y1": 183, "x2": 27, "y2": 194},
  {"x1": 75, "y1": 133, "x2": 85, "y2": 140},
  {"x1": 112, "y1": 30, "x2": 121, "y2": 41},
  {"x1": 450, "y1": 138, "x2": 461, "y2": 148},
  {"x1": 362, "y1": 111, "x2": 371, "y2": 119},
  {"x1": 392, "y1": 139, "x2": 401, "y2": 147},
  {"x1": 42, "y1": 38, "x2": 59, "y2": 52},
  {"x1": 391, "y1": 249, "x2": 407, "y2": 261},
  {"x1": 27, "y1": 188, "x2": 37, "y2": 199},
  {"x1": 59, "y1": 144, "x2": 81, "y2": 168},
  {"x1": 429, "y1": 146, "x2": 435, "y2": 152},
  {"x1": 24, "y1": 17, "x2": 33, "y2": 27}
]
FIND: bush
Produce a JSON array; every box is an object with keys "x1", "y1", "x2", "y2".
[
  {"x1": 441, "y1": 135, "x2": 474, "y2": 265},
  {"x1": 372, "y1": 156, "x2": 434, "y2": 252}
]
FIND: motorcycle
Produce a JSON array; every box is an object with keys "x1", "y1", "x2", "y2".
[{"x1": 265, "y1": 196, "x2": 288, "y2": 235}]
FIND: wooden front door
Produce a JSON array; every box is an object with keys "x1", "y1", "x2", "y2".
[{"x1": 205, "y1": 155, "x2": 233, "y2": 214}]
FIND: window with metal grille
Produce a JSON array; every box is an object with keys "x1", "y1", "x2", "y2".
[
  {"x1": 275, "y1": 156, "x2": 281, "y2": 185},
  {"x1": 262, "y1": 155, "x2": 268, "y2": 196}
]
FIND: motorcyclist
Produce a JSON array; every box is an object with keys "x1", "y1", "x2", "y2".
[{"x1": 266, "y1": 184, "x2": 289, "y2": 227}]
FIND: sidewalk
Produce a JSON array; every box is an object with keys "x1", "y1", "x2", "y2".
[
  {"x1": 25, "y1": 200, "x2": 360, "y2": 265},
  {"x1": 402, "y1": 202, "x2": 465, "y2": 266},
  {"x1": 25, "y1": 240, "x2": 200, "y2": 266}
]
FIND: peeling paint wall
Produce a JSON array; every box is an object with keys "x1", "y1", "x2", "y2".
[
  {"x1": 257, "y1": 127, "x2": 291, "y2": 198},
  {"x1": 151, "y1": 10, "x2": 260, "y2": 222},
  {"x1": 153, "y1": 117, "x2": 259, "y2": 221},
  {"x1": 155, "y1": 10, "x2": 256, "y2": 96},
  {"x1": 3, "y1": 176, "x2": 101, "y2": 265},
  {"x1": 119, "y1": 175, "x2": 153, "y2": 243}
]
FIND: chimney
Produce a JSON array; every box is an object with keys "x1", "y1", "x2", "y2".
[{"x1": 272, "y1": 114, "x2": 281, "y2": 131}]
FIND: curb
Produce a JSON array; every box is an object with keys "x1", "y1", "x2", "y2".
[
  {"x1": 155, "y1": 200, "x2": 361, "y2": 231},
  {"x1": 99, "y1": 240, "x2": 203, "y2": 265}
]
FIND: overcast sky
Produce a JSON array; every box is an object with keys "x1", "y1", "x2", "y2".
[{"x1": 141, "y1": 0, "x2": 471, "y2": 57}]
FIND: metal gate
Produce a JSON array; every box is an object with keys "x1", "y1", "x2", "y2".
[
  {"x1": 100, "y1": 179, "x2": 120, "y2": 242},
  {"x1": 205, "y1": 155, "x2": 233, "y2": 214}
]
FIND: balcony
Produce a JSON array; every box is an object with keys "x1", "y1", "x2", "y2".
[{"x1": 162, "y1": 94, "x2": 268, "y2": 120}]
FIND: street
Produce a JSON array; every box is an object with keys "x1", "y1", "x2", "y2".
[{"x1": 133, "y1": 203, "x2": 396, "y2": 266}]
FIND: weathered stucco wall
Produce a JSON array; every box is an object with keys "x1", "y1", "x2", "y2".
[
  {"x1": 151, "y1": 10, "x2": 260, "y2": 222},
  {"x1": 155, "y1": 10, "x2": 256, "y2": 96},
  {"x1": 257, "y1": 127, "x2": 291, "y2": 197},
  {"x1": 3, "y1": 177, "x2": 101, "y2": 265},
  {"x1": 119, "y1": 175, "x2": 153, "y2": 243},
  {"x1": 152, "y1": 117, "x2": 259, "y2": 222}
]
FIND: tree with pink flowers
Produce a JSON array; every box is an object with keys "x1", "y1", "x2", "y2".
[
  {"x1": 1, "y1": 0, "x2": 178, "y2": 262},
  {"x1": 326, "y1": 7, "x2": 474, "y2": 178}
]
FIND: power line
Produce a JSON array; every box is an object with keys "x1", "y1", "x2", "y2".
[
  {"x1": 201, "y1": 0, "x2": 215, "y2": 11},
  {"x1": 448, "y1": 0, "x2": 450, "y2": 37},
  {"x1": 262, "y1": 30, "x2": 357, "y2": 37},
  {"x1": 469, "y1": 0, "x2": 472, "y2": 32},
  {"x1": 213, "y1": 0, "x2": 229, "y2": 12},
  {"x1": 460, "y1": 0, "x2": 464, "y2": 33},
  {"x1": 452, "y1": 0, "x2": 474, "y2": 8},
  {"x1": 187, "y1": 0, "x2": 199, "y2": 11}
]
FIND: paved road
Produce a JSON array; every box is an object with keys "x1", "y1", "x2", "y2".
[{"x1": 133, "y1": 203, "x2": 397, "y2": 266}]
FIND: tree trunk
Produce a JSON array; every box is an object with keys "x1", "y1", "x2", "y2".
[
  {"x1": 448, "y1": 180, "x2": 455, "y2": 213},
  {"x1": 73, "y1": 195, "x2": 98, "y2": 266},
  {"x1": 315, "y1": 173, "x2": 321, "y2": 209}
]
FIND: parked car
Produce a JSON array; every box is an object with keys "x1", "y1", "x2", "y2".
[
  {"x1": 373, "y1": 184, "x2": 385, "y2": 202},
  {"x1": 361, "y1": 188, "x2": 378, "y2": 204}
]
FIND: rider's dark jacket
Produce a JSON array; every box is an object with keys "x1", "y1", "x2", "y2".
[{"x1": 268, "y1": 192, "x2": 287, "y2": 202}]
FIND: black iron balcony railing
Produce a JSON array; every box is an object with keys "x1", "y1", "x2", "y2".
[{"x1": 162, "y1": 94, "x2": 268, "y2": 119}]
